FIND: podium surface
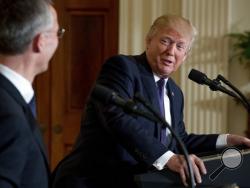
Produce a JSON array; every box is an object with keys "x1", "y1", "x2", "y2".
[{"x1": 135, "y1": 148, "x2": 250, "y2": 188}]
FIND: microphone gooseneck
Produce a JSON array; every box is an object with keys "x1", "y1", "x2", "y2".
[
  {"x1": 217, "y1": 74, "x2": 250, "y2": 112},
  {"x1": 92, "y1": 84, "x2": 159, "y2": 122}
]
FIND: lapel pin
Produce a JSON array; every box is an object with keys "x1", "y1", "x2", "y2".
[{"x1": 171, "y1": 92, "x2": 174, "y2": 97}]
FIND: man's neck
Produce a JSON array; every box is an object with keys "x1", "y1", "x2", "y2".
[{"x1": 0, "y1": 54, "x2": 34, "y2": 83}]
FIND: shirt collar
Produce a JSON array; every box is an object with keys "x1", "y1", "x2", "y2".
[
  {"x1": 0, "y1": 64, "x2": 34, "y2": 103},
  {"x1": 153, "y1": 73, "x2": 168, "y2": 84}
]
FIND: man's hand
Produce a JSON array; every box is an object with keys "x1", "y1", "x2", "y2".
[
  {"x1": 166, "y1": 154, "x2": 206, "y2": 187},
  {"x1": 227, "y1": 134, "x2": 250, "y2": 147}
]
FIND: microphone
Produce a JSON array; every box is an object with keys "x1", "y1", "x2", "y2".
[
  {"x1": 92, "y1": 84, "x2": 158, "y2": 121},
  {"x1": 92, "y1": 84, "x2": 137, "y2": 110},
  {"x1": 188, "y1": 69, "x2": 221, "y2": 91},
  {"x1": 188, "y1": 69, "x2": 238, "y2": 98}
]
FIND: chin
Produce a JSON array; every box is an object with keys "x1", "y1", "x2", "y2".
[
  {"x1": 163, "y1": 68, "x2": 174, "y2": 75},
  {"x1": 158, "y1": 71, "x2": 171, "y2": 78}
]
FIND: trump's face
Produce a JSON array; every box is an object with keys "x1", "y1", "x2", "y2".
[{"x1": 146, "y1": 26, "x2": 191, "y2": 78}]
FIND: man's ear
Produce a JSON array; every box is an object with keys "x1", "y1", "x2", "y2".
[
  {"x1": 182, "y1": 52, "x2": 189, "y2": 62},
  {"x1": 32, "y1": 33, "x2": 46, "y2": 53},
  {"x1": 145, "y1": 36, "x2": 151, "y2": 48}
]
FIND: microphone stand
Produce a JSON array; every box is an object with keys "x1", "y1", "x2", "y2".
[
  {"x1": 134, "y1": 93, "x2": 196, "y2": 188},
  {"x1": 217, "y1": 74, "x2": 250, "y2": 112},
  {"x1": 209, "y1": 78, "x2": 240, "y2": 99}
]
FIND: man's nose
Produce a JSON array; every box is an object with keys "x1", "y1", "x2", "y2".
[{"x1": 166, "y1": 43, "x2": 175, "y2": 55}]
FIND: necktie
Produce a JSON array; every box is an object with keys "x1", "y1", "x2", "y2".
[
  {"x1": 157, "y1": 78, "x2": 167, "y2": 145},
  {"x1": 29, "y1": 96, "x2": 37, "y2": 118}
]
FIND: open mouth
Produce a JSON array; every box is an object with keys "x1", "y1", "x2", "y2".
[{"x1": 161, "y1": 59, "x2": 173, "y2": 65}]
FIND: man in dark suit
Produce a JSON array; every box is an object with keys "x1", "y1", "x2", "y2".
[
  {"x1": 0, "y1": 0, "x2": 63, "y2": 187},
  {"x1": 52, "y1": 14, "x2": 250, "y2": 188}
]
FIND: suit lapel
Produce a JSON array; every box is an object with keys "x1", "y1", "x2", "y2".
[
  {"x1": 0, "y1": 74, "x2": 50, "y2": 169},
  {"x1": 135, "y1": 54, "x2": 161, "y2": 115},
  {"x1": 167, "y1": 79, "x2": 177, "y2": 130},
  {"x1": 140, "y1": 75, "x2": 160, "y2": 113},
  {"x1": 134, "y1": 54, "x2": 163, "y2": 139}
]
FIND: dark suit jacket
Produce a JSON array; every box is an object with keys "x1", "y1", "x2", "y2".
[
  {"x1": 52, "y1": 53, "x2": 218, "y2": 188},
  {"x1": 0, "y1": 74, "x2": 50, "y2": 188}
]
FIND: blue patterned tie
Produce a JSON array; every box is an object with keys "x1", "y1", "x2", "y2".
[
  {"x1": 157, "y1": 78, "x2": 167, "y2": 145},
  {"x1": 29, "y1": 96, "x2": 37, "y2": 118}
]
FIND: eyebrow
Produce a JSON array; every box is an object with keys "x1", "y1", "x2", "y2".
[{"x1": 161, "y1": 36, "x2": 187, "y2": 44}]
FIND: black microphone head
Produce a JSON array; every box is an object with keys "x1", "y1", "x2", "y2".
[
  {"x1": 188, "y1": 69, "x2": 208, "y2": 85},
  {"x1": 92, "y1": 84, "x2": 116, "y2": 104}
]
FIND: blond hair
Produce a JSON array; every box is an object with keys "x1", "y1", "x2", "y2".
[{"x1": 146, "y1": 14, "x2": 197, "y2": 51}]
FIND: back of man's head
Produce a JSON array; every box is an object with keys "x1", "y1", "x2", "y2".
[{"x1": 0, "y1": 0, "x2": 53, "y2": 55}]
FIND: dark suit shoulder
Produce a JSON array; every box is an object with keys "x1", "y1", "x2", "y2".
[
  {"x1": 98, "y1": 54, "x2": 142, "y2": 94},
  {"x1": 0, "y1": 87, "x2": 25, "y2": 115},
  {"x1": 104, "y1": 54, "x2": 139, "y2": 68},
  {"x1": 101, "y1": 54, "x2": 149, "y2": 80}
]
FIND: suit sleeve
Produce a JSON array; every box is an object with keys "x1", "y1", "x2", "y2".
[
  {"x1": 0, "y1": 115, "x2": 30, "y2": 187},
  {"x1": 95, "y1": 55, "x2": 167, "y2": 165}
]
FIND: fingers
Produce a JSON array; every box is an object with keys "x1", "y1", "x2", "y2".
[
  {"x1": 192, "y1": 161, "x2": 201, "y2": 184},
  {"x1": 192, "y1": 154, "x2": 207, "y2": 184},
  {"x1": 193, "y1": 155, "x2": 207, "y2": 175},
  {"x1": 184, "y1": 154, "x2": 206, "y2": 185},
  {"x1": 166, "y1": 154, "x2": 206, "y2": 187},
  {"x1": 242, "y1": 137, "x2": 250, "y2": 147},
  {"x1": 166, "y1": 154, "x2": 189, "y2": 186},
  {"x1": 180, "y1": 168, "x2": 188, "y2": 187},
  {"x1": 227, "y1": 134, "x2": 250, "y2": 147}
]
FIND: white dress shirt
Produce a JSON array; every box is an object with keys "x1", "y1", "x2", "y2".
[{"x1": 0, "y1": 64, "x2": 34, "y2": 103}]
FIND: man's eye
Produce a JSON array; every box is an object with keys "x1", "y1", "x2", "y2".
[
  {"x1": 161, "y1": 39, "x2": 170, "y2": 45},
  {"x1": 177, "y1": 44, "x2": 186, "y2": 50}
]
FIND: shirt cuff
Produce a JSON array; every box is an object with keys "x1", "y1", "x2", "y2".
[
  {"x1": 153, "y1": 151, "x2": 175, "y2": 170},
  {"x1": 216, "y1": 134, "x2": 229, "y2": 149}
]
